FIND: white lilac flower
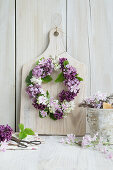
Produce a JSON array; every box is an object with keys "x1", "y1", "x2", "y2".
[
  {"x1": 61, "y1": 100, "x2": 75, "y2": 114},
  {"x1": 50, "y1": 55, "x2": 60, "y2": 71},
  {"x1": 94, "y1": 91, "x2": 107, "y2": 101},
  {"x1": 40, "y1": 110, "x2": 47, "y2": 117},
  {"x1": 48, "y1": 98, "x2": 60, "y2": 113},
  {"x1": 54, "y1": 63, "x2": 60, "y2": 71},
  {"x1": 30, "y1": 76, "x2": 42, "y2": 85},
  {"x1": 91, "y1": 132, "x2": 98, "y2": 141},
  {"x1": 70, "y1": 101, "x2": 75, "y2": 109},
  {"x1": 39, "y1": 88, "x2": 45, "y2": 95},
  {"x1": 37, "y1": 96, "x2": 48, "y2": 105}
]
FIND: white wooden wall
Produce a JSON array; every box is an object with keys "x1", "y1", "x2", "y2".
[{"x1": 0, "y1": 0, "x2": 113, "y2": 131}]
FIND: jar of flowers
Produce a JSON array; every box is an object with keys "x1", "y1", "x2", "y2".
[{"x1": 79, "y1": 92, "x2": 113, "y2": 142}]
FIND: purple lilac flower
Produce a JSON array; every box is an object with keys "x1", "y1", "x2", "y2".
[
  {"x1": 32, "y1": 58, "x2": 54, "y2": 78},
  {"x1": 59, "y1": 90, "x2": 79, "y2": 102},
  {"x1": 0, "y1": 125, "x2": 13, "y2": 142},
  {"x1": 59, "y1": 59, "x2": 80, "y2": 99},
  {"x1": 40, "y1": 110, "x2": 47, "y2": 117},
  {"x1": 59, "y1": 58, "x2": 67, "y2": 70},
  {"x1": 26, "y1": 84, "x2": 41, "y2": 98},
  {"x1": 64, "y1": 79, "x2": 80, "y2": 92},
  {"x1": 32, "y1": 98, "x2": 47, "y2": 110},
  {"x1": 83, "y1": 92, "x2": 107, "y2": 109},
  {"x1": 66, "y1": 134, "x2": 76, "y2": 143},
  {"x1": 64, "y1": 78, "x2": 80, "y2": 87},
  {"x1": 63, "y1": 65, "x2": 77, "y2": 80},
  {"x1": 54, "y1": 109, "x2": 63, "y2": 119},
  {"x1": 60, "y1": 134, "x2": 76, "y2": 144},
  {"x1": 32, "y1": 66, "x2": 43, "y2": 78}
]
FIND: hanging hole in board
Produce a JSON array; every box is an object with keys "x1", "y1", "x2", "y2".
[
  {"x1": 54, "y1": 27, "x2": 59, "y2": 36},
  {"x1": 54, "y1": 31, "x2": 59, "y2": 36}
]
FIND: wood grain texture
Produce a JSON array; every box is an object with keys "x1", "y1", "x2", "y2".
[
  {"x1": 0, "y1": 0, "x2": 15, "y2": 129},
  {"x1": 67, "y1": 0, "x2": 90, "y2": 96},
  {"x1": 20, "y1": 28, "x2": 86, "y2": 135},
  {"x1": 0, "y1": 0, "x2": 113, "y2": 131},
  {"x1": 89, "y1": 0, "x2": 113, "y2": 94},
  {"x1": 16, "y1": 0, "x2": 66, "y2": 130},
  {"x1": 67, "y1": 0, "x2": 90, "y2": 132},
  {"x1": 0, "y1": 136, "x2": 113, "y2": 170}
]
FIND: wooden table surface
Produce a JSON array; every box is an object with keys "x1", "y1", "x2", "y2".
[{"x1": 0, "y1": 136, "x2": 113, "y2": 170}]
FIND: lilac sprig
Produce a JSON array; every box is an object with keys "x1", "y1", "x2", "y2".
[
  {"x1": 58, "y1": 58, "x2": 82, "y2": 103},
  {"x1": 59, "y1": 90, "x2": 79, "y2": 102},
  {"x1": 32, "y1": 58, "x2": 54, "y2": 78},
  {"x1": 59, "y1": 58, "x2": 68, "y2": 70},
  {"x1": 61, "y1": 133, "x2": 113, "y2": 160},
  {"x1": 26, "y1": 84, "x2": 41, "y2": 98},
  {"x1": 0, "y1": 125, "x2": 13, "y2": 142},
  {"x1": 0, "y1": 140, "x2": 8, "y2": 152},
  {"x1": 79, "y1": 91, "x2": 108, "y2": 109},
  {"x1": 60, "y1": 134, "x2": 77, "y2": 144},
  {"x1": 32, "y1": 98, "x2": 47, "y2": 110}
]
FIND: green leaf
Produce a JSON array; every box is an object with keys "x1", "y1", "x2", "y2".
[
  {"x1": 76, "y1": 75, "x2": 83, "y2": 81},
  {"x1": 44, "y1": 108, "x2": 49, "y2": 112},
  {"x1": 63, "y1": 60, "x2": 69, "y2": 67},
  {"x1": 36, "y1": 60, "x2": 39, "y2": 65},
  {"x1": 41, "y1": 75, "x2": 53, "y2": 83},
  {"x1": 25, "y1": 70, "x2": 33, "y2": 86},
  {"x1": 19, "y1": 124, "x2": 24, "y2": 132},
  {"x1": 49, "y1": 113, "x2": 57, "y2": 120},
  {"x1": 19, "y1": 132, "x2": 27, "y2": 140},
  {"x1": 46, "y1": 90, "x2": 50, "y2": 98},
  {"x1": 36, "y1": 57, "x2": 45, "y2": 65},
  {"x1": 55, "y1": 72, "x2": 65, "y2": 83},
  {"x1": 37, "y1": 93, "x2": 43, "y2": 98},
  {"x1": 24, "y1": 128, "x2": 35, "y2": 135}
]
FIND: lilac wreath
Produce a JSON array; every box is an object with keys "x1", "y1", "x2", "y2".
[{"x1": 25, "y1": 57, "x2": 83, "y2": 120}]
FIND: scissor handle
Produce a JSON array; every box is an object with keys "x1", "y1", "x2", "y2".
[
  {"x1": 29, "y1": 140, "x2": 41, "y2": 145},
  {"x1": 11, "y1": 136, "x2": 28, "y2": 148},
  {"x1": 11, "y1": 136, "x2": 41, "y2": 147},
  {"x1": 19, "y1": 140, "x2": 41, "y2": 145},
  {"x1": 18, "y1": 142, "x2": 28, "y2": 148}
]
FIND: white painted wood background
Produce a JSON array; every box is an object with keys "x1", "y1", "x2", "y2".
[{"x1": 0, "y1": 0, "x2": 113, "y2": 131}]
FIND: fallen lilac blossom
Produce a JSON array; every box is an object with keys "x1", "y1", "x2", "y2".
[
  {"x1": 0, "y1": 140, "x2": 8, "y2": 152},
  {"x1": 60, "y1": 133, "x2": 113, "y2": 160}
]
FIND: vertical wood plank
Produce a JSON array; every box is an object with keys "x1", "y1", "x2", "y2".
[
  {"x1": 16, "y1": 0, "x2": 66, "y2": 130},
  {"x1": 0, "y1": 0, "x2": 15, "y2": 129},
  {"x1": 67, "y1": 0, "x2": 90, "y2": 96},
  {"x1": 67, "y1": 0, "x2": 91, "y2": 133},
  {"x1": 89, "y1": 0, "x2": 113, "y2": 94}
]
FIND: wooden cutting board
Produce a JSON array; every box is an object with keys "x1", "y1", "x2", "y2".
[{"x1": 20, "y1": 28, "x2": 87, "y2": 135}]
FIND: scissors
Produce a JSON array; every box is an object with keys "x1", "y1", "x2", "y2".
[{"x1": 11, "y1": 136, "x2": 41, "y2": 148}]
